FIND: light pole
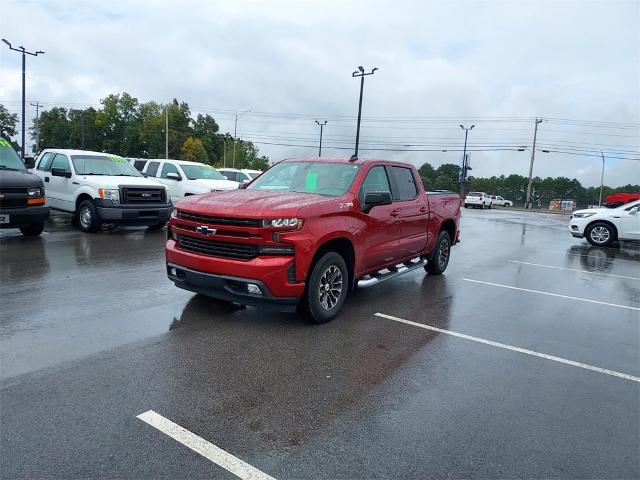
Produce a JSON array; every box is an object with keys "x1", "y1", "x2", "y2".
[
  {"x1": 2, "y1": 39, "x2": 44, "y2": 159},
  {"x1": 30, "y1": 101, "x2": 42, "y2": 154},
  {"x1": 232, "y1": 109, "x2": 251, "y2": 168},
  {"x1": 315, "y1": 120, "x2": 327, "y2": 156},
  {"x1": 525, "y1": 118, "x2": 543, "y2": 209},
  {"x1": 351, "y1": 66, "x2": 378, "y2": 159},
  {"x1": 599, "y1": 152, "x2": 606, "y2": 207},
  {"x1": 458, "y1": 124, "x2": 475, "y2": 196}
]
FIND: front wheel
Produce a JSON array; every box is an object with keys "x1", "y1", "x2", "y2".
[
  {"x1": 586, "y1": 222, "x2": 615, "y2": 247},
  {"x1": 487, "y1": 202, "x2": 492, "y2": 209},
  {"x1": 426, "y1": 231, "x2": 451, "y2": 275},
  {"x1": 19, "y1": 223, "x2": 45, "y2": 237},
  {"x1": 300, "y1": 252, "x2": 348, "y2": 324},
  {"x1": 77, "y1": 199, "x2": 101, "y2": 233}
]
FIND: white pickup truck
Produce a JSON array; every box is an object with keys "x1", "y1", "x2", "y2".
[
  {"x1": 33, "y1": 149, "x2": 171, "y2": 233},
  {"x1": 569, "y1": 200, "x2": 640, "y2": 246},
  {"x1": 489, "y1": 195, "x2": 512, "y2": 207},
  {"x1": 141, "y1": 159, "x2": 239, "y2": 203}
]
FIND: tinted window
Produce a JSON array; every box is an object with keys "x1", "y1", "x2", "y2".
[
  {"x1": 133, "y1": 160, "x2": 147, "y2": 171},
  {"x1": 389, "y1": 166, "x2": 418, "y2": 201},
  {"x1": 221, "y1": 171, "x2": 237, "y2": 181},
  {"x1": 50, "y1": 153, "x2": 71, "y2": 172},
  {"x1": 146, "y1": 161, "x2": 160, "y2": 177},
  {"x1": 160, "y1": 162, "x2": 180, "y2": 179},
  {"x1": 359, "y1": 166, "x2": 391, "y2": 203},
  {"x1": 37, "y1": 152, "x2": 54, "y2": 171}
]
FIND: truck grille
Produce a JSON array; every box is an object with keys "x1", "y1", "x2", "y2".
[
  {"x1": 121, "y1": 187, "x2": 165, "y2": 204},
  {"x1": 176, "y1": 233, "x2": 258, "y2": 260},
  {"x1": 0, "y1": 187, "x2": 27, "y2": 208},
  {"x1": 178, "y1": 211, "x2": 261, "y2": 227}
]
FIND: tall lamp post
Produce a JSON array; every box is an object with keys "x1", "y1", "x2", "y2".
[
  {"x1": 315, "y1": 120, "x2": 327, "y2": 156},
  {"x1": 351, "y1": 66, "x2": 378, "y2": 159},
  {"x1": 232, "y1": 109, "x2": 251, "y2": 168},
  {"x1": 599, "y1": 152, "x2": 606, "y2": 207},
  {"x1": 459, "y1": 124, "x2": 475, "y2": 196},
  {"x1": 2, "y1": 39, "x2": 44, "y2": 159}
]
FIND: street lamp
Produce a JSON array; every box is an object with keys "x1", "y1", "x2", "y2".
[
  {"x1": 315, "y1": 120, "x2": 327, "y2": 156},
  {"x1": 2, "y1": 39, "x2": 44, "y2": 159},
  {"x1": 351, "y1": 66, "x2": 378, "y2": 159},
  {"x1": 459, "y1": 124, "x2": 474, "y2": 196},
  {"x1": 232, "y1": 109, "x2": 251, "y2": 168}
]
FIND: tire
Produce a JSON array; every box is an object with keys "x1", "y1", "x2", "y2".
[
  {"x1": 487, "y1": 202, "x2": 492, "y2": 209},
  {"x1": 148, "y1": 221, "x2": 166, "y2": 230},
  {"x1": 425, "y1": 230, "x2": 451, "y2": 275},
  {"x1": 76, "y1": 199, "x2": 101, "y2": 233},
  {"x1": 300, "y1": 251, "x2": 348, "y2": 324},
  {"x1": 480, "y1": 203, "x2": 485, "y2": 209},
  {"x1": 19, "y1": 223, "x2": 45, "y2": 237},
  {"x1": 464, "y1": 204, "x2": 468, "y2": 208},
  {"x1": 585, "y1": 222, "x2": 615, "y2": 247}
]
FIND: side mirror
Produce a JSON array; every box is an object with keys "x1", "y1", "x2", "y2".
[
  {"x1": 23, "y1": 156, "x2": 36, "y2": 169},
  {"x1": 166, "y1": 172, "x2": 182, "y2": 181},
  {"x1": 51, "y1": 167, "x2": 72, "y2": 178},
  {"x1": 363, "y1": 191, "x2": 392, "y2": 213},
  {"x1": 630, "y1": 206, "x2": 640, "y2": 214}
]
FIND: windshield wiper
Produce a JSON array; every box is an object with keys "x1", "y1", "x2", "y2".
[{"x1": 0, "y1": 165, "x2": 22, "y2": 171}]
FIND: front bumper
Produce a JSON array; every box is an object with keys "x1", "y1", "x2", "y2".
[
  {"x1": 569, "y1": 222, "x2": 585, "y2": 238},
  {"x1": 0, "y1": 204, "x2": 50, "y2": 228},
  {"x1": 465, "y1": 199, "x2": 484, "y2": 205},
  {"x1": 95, "y1": 200, "x2": 172, "y2": 225}
]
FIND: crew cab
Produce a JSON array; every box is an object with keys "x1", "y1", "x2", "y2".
[
  {"x1": 218, "y1": 168, "x2": 263, "y2": 184},
  {"x1": 464, "y1": 192, "x2": 492, "y2": 209},
  {"x1": 569, "y1": 200, "x2": 640, "y2": 246},
  {"x1": 166, "y1": 157, "x2": 461, "y2": 323},
  {"x1": 33, "y1": 149, "x2": 171, "y2": 233},
  {"x1": 489, "y1": 195, "x2": 512, "y2": 207},
  {"x1": 142, "y1": 159, "x2": 239, "y2": 203},
  {"x1": 0, "y1": 139, "x2": 50, "y2": 236}
]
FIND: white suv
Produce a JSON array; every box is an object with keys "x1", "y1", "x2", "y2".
[
  {"x1": 141, "y1": 159, "x2": 239, "y2": 203},
  {"x1": 464, "y1": 192, "x2": 492, "y2": 209},
  {"x1": 33, "y1": 149, "x2": 171, "y2": 232},
  {"x1": 218, "y1": 168, "x2": 262, "y2": 184},
  {"x1": 489, "y1": 195, "x2": 512, "y2": 207},
  {"x1": 569, "y1": 200, "x2": 640, "y2": 246}
]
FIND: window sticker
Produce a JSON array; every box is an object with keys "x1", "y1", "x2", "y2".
[{"x1": 305, "y1": 171, "x2": 318, "y2": 192}]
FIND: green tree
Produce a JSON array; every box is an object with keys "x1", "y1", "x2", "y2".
[
  {"x1": 434, "y1": 163, "x2": 461, "y2": 191},
  {"x1": 67, "y1": 107, "x2": 100, "y2": 151},
  {"x1": 95, "y1": 92, "x2": 142, "y2": 155},
  {"x1": 33, "y1": 107, "x2": 71, "y2": 150},
  {"x1": 138, "y1": 101, "x2": 166, "y2": 158},
  {"x1": 167, "y1": 99, "x2": 193, "y2": 159},
  {"x1": 181, "y1": 137, "x2": 208, "y2": 162},
  {"x1": 418, "y1": 162, "x2": 436, "y2": 190},
  {"x1": 0, "y1": 104, "x2": 19, "y2": 151},
  {"x1": 192, "y1": 114, "x2": 220, "y2": 163}
]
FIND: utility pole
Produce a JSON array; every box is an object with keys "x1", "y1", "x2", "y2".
[
  {"x1": 223, "y1": 136, "x2": 226, "y2": 167},
  {"x1": 165, "y1": 106, "x2": 169, "y2": 159},
  {"x1": 315, "y1": 120, "x2": 327, "y2": 156},
  {"x1": 599, "y1": 151, "x2": 606, "y2": 207},
  {"x1": 30, "y1": 101, "x2": 42, "y2": 154},
  {"x1": 351, "y1": 66, "x2": 378, "y2": 159},
  {"x1": 2, "y1": 39, "x2": 44, "y2": 159},
  {"x1": 458, "y1": 124, "x2": 475, "y2": 196},
  {"x1": 232, "y1": 110, "x2": 251, "y2": 169},
  {"x1": 525, "y1": 118, "x2": 543, "y2": 209}
]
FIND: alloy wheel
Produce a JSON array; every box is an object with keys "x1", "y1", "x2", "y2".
[{"x1": 318, "y1": 265, "x2": 343, "y2": 311}]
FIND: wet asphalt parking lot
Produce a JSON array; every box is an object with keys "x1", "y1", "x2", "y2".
[{"x1": 1, "y1": 208, "x2": 639, "y2": 479}]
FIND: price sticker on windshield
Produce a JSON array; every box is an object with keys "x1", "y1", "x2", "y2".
[
  {"x1": 0, "y1": 139, "x2": 11, "y2": 148},
  {"x1": 108, "y1": 155, "x2": 127, "y2": 163}
]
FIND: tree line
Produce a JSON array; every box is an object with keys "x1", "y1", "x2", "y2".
[{"x1": 418, "y1": 162, "x2": 638, "y2": 208}]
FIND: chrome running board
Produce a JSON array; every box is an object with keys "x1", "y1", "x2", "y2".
[{"x1": 357, "y1": 257, "x2": 426, "y2": 288}]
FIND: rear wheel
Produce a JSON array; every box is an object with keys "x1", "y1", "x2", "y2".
[
  {"x1": 487, "y1": 202, "x2": 492, "y2": 209},
  {"x1": 19, "y1": 223, "x2": 45, "y2": 237},
  {"x1": 77, "y1": 199, "x2": 101, "y2": 233},
  {"x1": 585, "y1": 222, "x2": 615, "y2": 247},
  {"x1": 300, "y1": 252, "x2": 348, "y2": 324},
  {"x1": 426, "y1": 231, "x2": 451, "y2": 275}
]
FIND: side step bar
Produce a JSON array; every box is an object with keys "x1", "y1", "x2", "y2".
[{"x1": 357, "y1": 257, "x2": 426, "y2": 288}]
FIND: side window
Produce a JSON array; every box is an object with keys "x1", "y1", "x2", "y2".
[
  {"x1": 50, "y1": 153, "x2": 71, "y2": 172},
  {"x1": 389, "y1": 166, "x2": 418, "y2": 201},
  {"x1": 37, "y1": 152, "x2": 54, "y2": 171},
  {"x1": 146, "y1": 161, "x2": 160, "y2": 177},
  {"x1": 160, "y1": 162, "x2": 180, "y2": 179},
  {"x1": 359, "y1": 166, "x2": 391, "y2": 203},
  {"x1": 133, "y1": 160, "x2": 147, "y2": 171},
  {"x1": 221, "y1": 171, "x2": 236, "y2": 181}
]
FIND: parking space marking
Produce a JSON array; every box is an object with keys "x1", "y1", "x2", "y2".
[
  {"x1": 375, "y1": 313, "x2": 640, "y2": 383},
  {"x1": 137, "y1": 410, "x2": 276, "y2": 480},
  {"x1": 507, "y1": 260, "x2": 640, "y2": 280},
  {"x1": 535, "y1": 248, "x2": 640, "y2": 264},
  {"x1": 463, "y1": 278, "x2": 640, "y2": 311}
]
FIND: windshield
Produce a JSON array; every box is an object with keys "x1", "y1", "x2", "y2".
[
  {"x1": 180, "y1": 164, "x2": 226, "y2": 180},
  {"x1": 247, "y1": 161, "x2": 360, "y2": 196},
  {"x1": 71, "y1": 155, "x2": 142, "y2": 176},
  {"x1": 0, "y1": 140, "x2": 26, "y2": 171}
]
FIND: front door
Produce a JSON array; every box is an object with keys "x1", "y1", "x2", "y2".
[
  {"x1": 158, "y1": 162, "x2": 183, "y2": 202},
  {"x1": 617, "y1": 204, "x2": 640, "y2": 240},
  {"x1": 46, "y1": 153, "x2": 74, "y2": 211}
]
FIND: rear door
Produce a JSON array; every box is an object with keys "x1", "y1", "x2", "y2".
[{"x1": 388, "y1": 166, "x2": 429, "y2": 256}]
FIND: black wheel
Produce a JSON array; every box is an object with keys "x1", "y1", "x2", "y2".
[
  {"x1": 464, "y1": 204, "x2": 468, "y2": 208},
  {"x1": 300, "y1": 251, "x2": 348, "y2": 324},
  {"x1": 426, "y1": 230, "x2": 451, "y2": 275},
  {"x1": 480, "y1": 203, "x2": 485, "y2": 209},
  {"x1": 77, "y1": 199, "x2": 101, "y2": 233},
  {"x1": 487, "y1": 202, "x2": 492, "y2": 209},
  {"x1": 19, "y1": 223, "x2": 45, "y2": 237},
  {"x1": 585, "y1": 222, "x2": 615, "y2": 247},
  {"x1": 148, "y1": 221, "x2": 166, "y2": 230}
]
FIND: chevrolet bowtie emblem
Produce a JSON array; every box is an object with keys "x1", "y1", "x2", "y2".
[{"x1": 196, "y1": 225, "x2": 217, "y2": 236}]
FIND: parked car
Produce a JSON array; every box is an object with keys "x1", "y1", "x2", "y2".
[
  {"x1": 141, "y1": 159, "x2": 239, "y2": 203},
  {"x1": 166, "y1": 157, "x2": 461, "y2": 323},
  {"x1": 569, "y1": 200, "x2": 640, "y2": 246},
  {"x1": 218, "y1": 168, "x2": 263, "y2": 184},
  {"x1": 489, "y1": 195, "x2": 512, "y2": 207},
  {"x1": 464, "y1": 192, "x2": 492, "y2": 209},
  {"x1": 0, "y1": 139, "x2": 50, "y2": 236},
  {"x1": 604, "y1": 192, "x2": 640, "y2": 208},
  {"x1": 32, "y1": 149, "x2": 171, "y2": 233}
]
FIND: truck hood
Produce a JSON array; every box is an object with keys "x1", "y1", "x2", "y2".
[
  {"x1": 0, "y1": 169, "x2": 44, "y2": 188},
  {"x1": 190, "y1": 178, "x2": 240, "y2": 190},
  {"x1": 175, "y1": 189, "x2": 334, "y2": 217},
  {"x1": 76, "y1": 175, "x2": 166, "y2": 189}
]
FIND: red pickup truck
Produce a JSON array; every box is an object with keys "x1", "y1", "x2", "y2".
[{"x1": 166, "y1": 158, "x2": 461, "y2": 323}]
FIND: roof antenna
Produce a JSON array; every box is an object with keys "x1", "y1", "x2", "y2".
[{"x1": 349, "y1": 154, "x2": 358, "y2": 162}]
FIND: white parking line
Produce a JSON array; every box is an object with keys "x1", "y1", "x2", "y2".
[
  {"x1": 535, "y1": 248, "x2": 640, "y2": 264},
  {"x1": 463, "y1": 278, "x2": 640, "y2": 311},
  {"x1": 508, "y1": 260, "x2": 640, "y2": 281},
  {"x1": 375, "y1": 313, "x2": 640, "y2": 383},
  {"x1": 137, "y1": 410, "x2": 276, "y2": 480}
]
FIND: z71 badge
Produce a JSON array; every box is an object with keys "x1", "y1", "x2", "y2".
[{"x1": 339, "y1": 202, "x2": 354, "y2": 209}]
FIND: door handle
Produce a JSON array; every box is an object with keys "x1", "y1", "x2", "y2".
[
  {"x1": 390, "y1": 210, "x2": 400, "y2": 217},
  {"x1": 45, "y1": 177, "x2": 50, "y2": 182},
  {"x1": 419, "y1": 207, "x2": 428, "y2": 213}
]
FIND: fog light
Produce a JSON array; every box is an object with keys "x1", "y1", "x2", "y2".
[
  {"x1": 247, "y1": 283, "x2": 262, "y2": 295},
  {"x1": 170, "y1": 267, "x2": 177, "y2": 276}
]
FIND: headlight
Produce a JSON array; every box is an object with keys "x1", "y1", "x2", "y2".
[
  {"x1": 98, "y1": 188, "x2": 120, "y2": 204},
  {"x1": 262, "y1": 218, "x2": 303, "y2": 229},
  {"x1": 170, "y1": 209, "x2": 178, "y2": 219},
  {"x1": 28, "y1": 187, "x2": 43, "y2": 198},
  {"x1": 572, "y1": 212, "x2": 595, "y2": 218}
]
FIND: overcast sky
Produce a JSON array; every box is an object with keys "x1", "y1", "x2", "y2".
[{"x1": 1, "y1": 0, "x2": 638, "y2": 187}]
